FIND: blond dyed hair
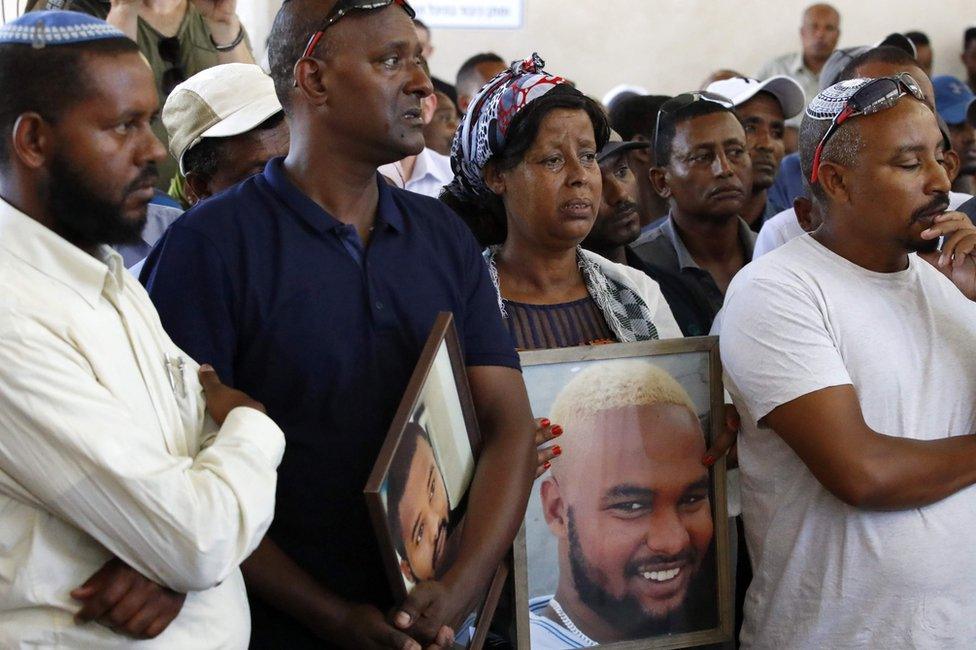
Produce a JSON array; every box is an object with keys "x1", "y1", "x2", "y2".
[{"x1": 549, "y1": 360, "x2": 696, "y2": 427}]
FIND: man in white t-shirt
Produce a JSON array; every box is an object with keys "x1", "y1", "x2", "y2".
[{"x1": 721, "y1": 74, "x2": 976, "y2": 649}]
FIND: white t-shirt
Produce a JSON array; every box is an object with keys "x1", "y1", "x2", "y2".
[
  {"x1": 720, "y1": 234, "x2": 976, "y2": 649},
  {"x1": 754, "y1": 192, "x2": 973, "y2": 259}
]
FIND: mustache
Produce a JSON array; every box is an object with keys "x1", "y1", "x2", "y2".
[
  {"x1": 909, "y1": 193, "x2": 950, "y2": 223},
  {"x1": 625, "y1": 548, "x2": 699, "y2": 576},
  {"x1": 613, "y1": 200, "x2": 639, "y2": 219},
  {"x1": 123, "y1": 163, "x2": 160, "y2": 196}
]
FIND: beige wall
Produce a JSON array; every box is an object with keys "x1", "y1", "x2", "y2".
[
  {"x1": 235, "y1": 0, "x2": 974, "y2": 100},
  {"x1": 2, "y1": 1, "x2": 972, "y2": 98}
]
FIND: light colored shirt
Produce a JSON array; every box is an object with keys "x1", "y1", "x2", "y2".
[
  {"x1": 528, "y1": 596, "x2": 590, "y2": 649},
  {"x1": 754, "y1": 192, "x2": 974, "y2": 258},
  {"x1": 0, "y1": 198, "x2": 285, "y2": 648},
  {"x1": 720, "y1": 234, "x2": 976, "y2": 648},
  {"x1": 753, "y1": 207, "x2": 806, "y2": 258},
  {"x1": 378, "y1": 147, "x2": 454, "y2": 198},
  {"x1": 756, "y1": 52, "x2": 820, "y2": 129}
]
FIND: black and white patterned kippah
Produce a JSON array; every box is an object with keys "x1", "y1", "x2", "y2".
[{"x1": 805, "y1": 78, "x2": 874, "y2": 120}]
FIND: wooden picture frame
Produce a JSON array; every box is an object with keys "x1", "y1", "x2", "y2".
[
  {"x1": 513, "y1": 337, "x2": 733, "y2": 649},
  {"x1": 365, "y1": 312, "x2": 500, "y2": 648}
]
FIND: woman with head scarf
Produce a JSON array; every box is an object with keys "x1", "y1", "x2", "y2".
[{"x1": 442, "y1": 54, "x2": 683, "y2": 352}]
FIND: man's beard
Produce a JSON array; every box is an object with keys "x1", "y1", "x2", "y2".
[
  {"x1": 46, "y1": 152, "x2": 157, "y2": 251},
  {"x1": 907, "y1": 192, "x2": 950, "y2": 254},
  {"x1": 566, "y1": 508, "x2": 708, "y2": 640}
]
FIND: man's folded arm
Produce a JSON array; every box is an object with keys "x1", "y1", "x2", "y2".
[
  {"x1": 764, "y1": 385, "x2": 976, "y2": 510},
  {"x1": 0, "y1": 315, "x2": 285, "y2": 593}
]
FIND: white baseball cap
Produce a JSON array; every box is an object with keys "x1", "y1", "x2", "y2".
[
  {"x1": 162, "y1": 63, "x2": 283, "y2": 175},
  {"x1": 705, "y1": 75, "x2": 806, "y2": 119}
]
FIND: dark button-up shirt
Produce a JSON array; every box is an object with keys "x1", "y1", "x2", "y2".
[
  {"x1": 141, "y1": 158, "x2": 518, "y2": 647},
  {"x1": 630, "y1": 215, "x2": 756, "y2": 334}
]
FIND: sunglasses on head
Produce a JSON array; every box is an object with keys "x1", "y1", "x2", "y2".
[
  {"x1": 653, "y1": 91, "x2": 735, "y2": 157},
  {"x1": 809, "y1": 72, "x2": 926, "y2": 183},
  {"x1": 299, "y1": 0, "x2": 416, "y2": 60}
]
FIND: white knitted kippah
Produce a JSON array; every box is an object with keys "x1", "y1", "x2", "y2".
[{"x1": 805, "y1": 78, "x2": 874, "y2": 121}]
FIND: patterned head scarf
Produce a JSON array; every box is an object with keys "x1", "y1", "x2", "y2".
[{"x1": 449, "y1": 53, "x2": 567, "y2": 200}]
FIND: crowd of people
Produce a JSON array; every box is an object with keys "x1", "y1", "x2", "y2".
[{"x1": 2, "y1": 0, "x2": 976, "y2": 648}]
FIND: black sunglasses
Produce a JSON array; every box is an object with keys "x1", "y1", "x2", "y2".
[
  {"x1": 653, "y1": 91, "x2": 735, "y2": 159},
  {"x1": 158, "y1": 36, "x2": 186, "y2": 96},
  {"x1": 809, "y1": 73, "x2": 925, "y2": 182}
]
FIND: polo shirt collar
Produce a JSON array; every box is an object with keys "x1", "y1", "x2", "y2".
[
  {"x1": 261, "y1": 157, "x2": 405, "y2": 236},
  {"x1": 662, "y1": 213, "x2": 756, "y2": 271},
  {"x1": 0, "y1": 197, "x2": 123, "y2": 309}
]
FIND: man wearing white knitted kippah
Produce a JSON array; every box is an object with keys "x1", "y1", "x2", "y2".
[{"x1": 721, "y1": 75, "x2": 976, "y2": 648}]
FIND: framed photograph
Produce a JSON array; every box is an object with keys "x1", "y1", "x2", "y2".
[
  {"x1": 513, "y1": 338, "x2": 733, "y2": 649},
  {"x1": 366, "y1": 312, "x2": 482, "y2": 602}
]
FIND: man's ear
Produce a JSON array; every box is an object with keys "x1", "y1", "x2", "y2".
[
  {"x1": 11, "y1": 113, "x2": 51, "y2": 170},
  {"x1": 183, "y1": 171, "x2": 210, "y2": 207},
  {"x1": 484, "y1": 160, "x2": 506, "y2": 196},
  {"x1": 540, "y1": 477, "x2": 569, "y2": 539},
  {"x1": 293, "y1": 57, "x2": 328, "y2": 108},
  {"x1": 794, "y1": 196, "x2": 816, "y2": 231},
  {"x1": 817, "y1": 161, "x2": 851, "y2": 206},
  {"x1": 649, "y1": 166, "x2": 671, "y2": 199},
  {"x1": 943, "y1": 149, "x2": 961, "y2": 183}
]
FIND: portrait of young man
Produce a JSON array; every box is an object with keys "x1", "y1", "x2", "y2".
[
  {"x1": 527, "y1": 360, "x2": 718, "y2": 649},
  {"x1": 384, "y1": 421, "x2": 452, "y2": 590}
]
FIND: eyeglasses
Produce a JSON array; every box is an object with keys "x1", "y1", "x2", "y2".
[
  {"x1": 158, "y1": 36, "x2": 187, "y2": 96},
  {"x1": 299, "y1": 0, "x2": 416, "y2": 60},
  {"x1": 809, "y1": 73, "x2": 926, "y2": 183},
  {"x1": 653, "y1": 91, "x2": 735, "y2": 159}
]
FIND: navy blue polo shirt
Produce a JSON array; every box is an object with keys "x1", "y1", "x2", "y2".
[{"x1": 142, "y1": 158, "x2": 518, "y2": 646}]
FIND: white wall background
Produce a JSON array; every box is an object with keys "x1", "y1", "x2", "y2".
[
  {"x1": 3, "y1": 1, "x2": 975, "y2": 98},
  {"x1": 234, "y1": 0, "x2": 975, "y2": 99}
]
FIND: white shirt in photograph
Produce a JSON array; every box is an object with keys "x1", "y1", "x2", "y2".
[
  {"x1": 0, "y1": 199, "x2": 285, "y2": 648},
  {"x1": 754, "y1": 191, "x2": 973, "y2": 258},
  {"x1": 528, "y1": 596, "x2": 591, "y2": 649},
  {"x1": 378, "y1": 147, "x2": 454, "y2": 198},
  {"x1": 720, "y1": 234, "x2": 976, "y2": 649}
]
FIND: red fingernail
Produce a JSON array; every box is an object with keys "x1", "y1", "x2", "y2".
[
  {"x1": 702, "y1": 455, "x2": 716, "y2": 466},
  {"x1": 543, "y1": 461, "x2": 551, "y2": 470},
  {"x1": 552, "y1": 445, "x2": 562, "y2": 456},
  {"x1": 551, "y1": 425, "x2": 563, "y2": 436},
  {"x1": 540, "y1": 418, "x2": 551, "y2": 428}
]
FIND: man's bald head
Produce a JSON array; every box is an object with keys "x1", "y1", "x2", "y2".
[{"x1": 801, "y1": 4, "x2": 841, "y2": 65}]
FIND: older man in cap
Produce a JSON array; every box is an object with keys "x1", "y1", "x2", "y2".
[
  {"x1": 165, "y1": 63, "x2": 289, "y2": 207},
  {"x1": 706, "y1": 76, "x2": 806, "y2": 232},
  {"x1": 721, "y1": 73, "x2": 976, "y2": 647},
  {"x1": 0, "y1": 11, "x2": 284, "y2": 647}
]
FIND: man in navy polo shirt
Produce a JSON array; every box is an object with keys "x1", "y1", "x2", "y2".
[{"x1": 140, "y1": 1, "x2": 536, "y2": 648}]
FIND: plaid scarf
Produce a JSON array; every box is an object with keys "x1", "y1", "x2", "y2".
[{"x1": 484, "y1": 247, "x2": 661, "y2": 343}]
